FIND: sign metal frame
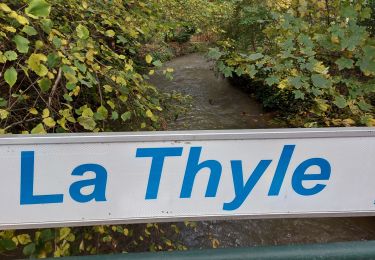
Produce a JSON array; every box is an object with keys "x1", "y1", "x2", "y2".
[{"x1": 0, "y1": 127, "x2": 374, "y2": 230}]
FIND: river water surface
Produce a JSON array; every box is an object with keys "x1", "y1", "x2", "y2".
[{"x1": 149, "y1": 53, "x2": 375, "y2": 248}]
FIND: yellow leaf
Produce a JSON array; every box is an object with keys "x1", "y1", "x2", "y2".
[
  {"x1": 103, "y1": 85, "x2": 113, "y2": 93},
  {"x1": 331, "y1": 36, "x2": 340, "y2": 44},
  {"x1": 29, "y1": 108, "x2": 38, "y2": 115},
  {"x1": 27, "y1": 53, "x2": 48, "y2": 77},
  {"x1": 31, "y1": 123, "x2": 46, "y2": 134},
  {"x1": 145, "y1": 109, "x2": 154, "y2": 118},
  {"x1": 0, "y1": 109, "x2": 9, "y2": 120},
  {"x1": 313, "y1": 62, "x2": 329, "y2": 75},
  {"x1": 149, "y1": 69, "x2": 155, "y2": 75},
  {"x1": 343, "y1": 118, "x2": 356, "y2": 126},
  {"x1": 278, "y1": 78, "x2": 289, "y2": 89},
  {"x1": 71, "y1": 86, "x2": 80, "y2": 96},
  {"x1": 4, "y1": 26, "x2": 16, "y2": 33},
  {"x1": 107, "y1": 100, "x2": 115, "y2": 109},
  {"x1": 9, "y1": 12, "x2": 29, "y2": 25},
  {"x1": 42, "y1": 108, "x2": 50, "y2": 118},
  {"x1": 0, "y1": 3, "x2": 12, "y2": 13},
  {"x1": 43, "y1": 117, "x2": 56, "y2": 128},
  {"x1": 212, "y1": 238, "x2": 220, "y2": 249},
  {"x1": 125, "y1": 64, "x2": 133, "y2": 71},
  {"x1": 17, "y1": 234, "x2": 31, "y2": 245},
  {"x1": 145, "y1": 54, "x2": 153, "y2": 64}
]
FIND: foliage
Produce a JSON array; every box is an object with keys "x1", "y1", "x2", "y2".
[
  {"x1": 0, "y1": 0, "x2": 193, "y2": 258},
  {"x1": 224, "y1": 0, "x2": 271, "y2": 51},
  {"x1": 158, "y1": 0, "x2": 232, "y2": 43},
  {"x1": 0, "y1": 223, "x2": 193, "y2": 258},
  {"x1": 210, "y1": 0, "x2": 375, "y2": 127},
  {"x1": 0, "y1": 0, "x2": 172, "y2": 134},
  {"x1": 166, "y1": 26, "x2": 196, "y2": 44}
]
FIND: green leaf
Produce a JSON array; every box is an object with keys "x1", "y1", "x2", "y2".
[
  {"x1": 0, "y1": 98, "x2": 7, "y2": 107},
  {"x1": 78, "y1": 116, "x2": 96, "y2": 130},
  {"x1": 13, "y1": 35, "x2": 30, "y2": 54},
  {"x1": 152, "y1": 60, "x2": 163, "y2": 68},
  {"x1": 40, "y1": 19, "x2": 53, "y2": 33},
  {"x1": 105, "y1": 30, "x2": 115, "y2": 37},
  {"x1": 4, "y1": 51, "x2": 18, "y2": 61},
  {"x1": 38, "y1": 78, "x2": 52, "y2": 92},
  {"x1": 0, "y1": 239, "x2": 17, "y2": 251},
  {"x1": 335, "y1": 57, "x2": 354, "y2": 70},
  {"x1": 207, "y1": 48, "x2": 223, "y2": 60},
  {"x1": 222, "y1": 67, "x2": 233, "y2": 77},
  {"x1": 25, "y1": 0, "x2": 51, "y2": 18},
  {"x1": 40, "y1": 229, "x2": 54, "y2": 242},
  {"x1": 289, "y1": 76, "x2": 303, "y2": 89},
  {"x1": 95, "y1": 106, "x2": 108, "y2": 120},
  {"x1": 311, "y1": 74, "x2": 331, "y2": 88},
  {"x1": 265, "y1": 76, "x2": 279, "y2": 86},
  {"x1": 111, "y1": 111, "x2": 119, "y2": 120},
  {"x1": 334, "y1": 95, "x2": 348, "y2": 109},
  {"x1": 341, "y1": 5, "x2": 357, "y2": 19},
  {"x1": 357, "y1": 100, "x2": 373, "y2": 112},
  {"x1": 52, "y1": 36, "x2": 62, "y2": 48},
  {"x1": 47, "y1": 53, "x2": 60, "y2": 68},
  {"x1": 248, "y1": 53, "x2": 264, "y2": 61},
  {"x1": 22, "y1": 242, "x2": 36, "y2": 256},
  {"x1": 357, "y1": 57, "x2": 375, "y2": 76},
  {"x1": 74, "y1": 60, "x2": 87, "y2": 73},
  {"x1": 63, "y1": 94, "x2": 73, "y2": 102},
  {"x1": 293, "y1": 90, "x2": 305, "y2": 100},
  {"x1": 76, "y1": 24, "x2": 90, "y2": 39},
  {"x1": 4, "y1": 67, "x2": 17, "y2": 88},
  {"x1": 22, "y1": 25, "x2": 38, "y2": 36},
  {"x1": 363, "y1": 45, "x2": 375, "y2": 59},
  {"x1": 121, "y1": 111, "x2": 132, "y2": 122}
]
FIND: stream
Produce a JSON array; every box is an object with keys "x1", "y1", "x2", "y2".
[{"x1": 148, "y1": 53, "x2": 375, "y2": 249}]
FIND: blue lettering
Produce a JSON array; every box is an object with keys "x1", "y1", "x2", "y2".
[
  {"x1": 69, "y1": 164, "x2": 108, "y2": 203},
  {"x1": 268, "y1": 145, "x2": 295, "y2": 196},
  {"x1": 292, "y1": 158, "x2": 331, "y2": 196},
  {"x1": 223, "y1": 159, "x2": 272, "y2": 211},
  {"x1": 180, "y1": 147, "x2": 222, "y2": 198},
  {"x1": 137, "y1": 147, "x2": 183, "y2": 200},
  {"x1": 20, "y1": 151, "x2": 64, "y2": 205}
]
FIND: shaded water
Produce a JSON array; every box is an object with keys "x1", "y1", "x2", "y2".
[
  {"x1": 150, "y1": 53, "x2": 273, "y2": 130},
  {"x1": 149, "y1": 53, "x2": 375, "y2": 248}
]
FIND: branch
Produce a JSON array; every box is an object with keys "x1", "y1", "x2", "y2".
[{"x1": 48, "y1": 68, "x2": 62, "y2": 107}]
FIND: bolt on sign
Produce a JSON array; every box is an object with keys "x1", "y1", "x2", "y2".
[{"x1": 0, "y1": 128, "x2": 374, "y2": 229}]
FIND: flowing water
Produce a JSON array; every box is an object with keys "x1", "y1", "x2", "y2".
[{"x1": 149, "y1": 53, "x2": 375, "y2": 248}]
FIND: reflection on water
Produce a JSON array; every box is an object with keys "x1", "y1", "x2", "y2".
[{"x1": 149, "y1": 53, "x2": 375, "y2": 248}]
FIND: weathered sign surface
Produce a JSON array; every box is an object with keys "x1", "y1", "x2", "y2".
[{"x1": 0, "y1": 128, "x2": 374, "y2": 229}]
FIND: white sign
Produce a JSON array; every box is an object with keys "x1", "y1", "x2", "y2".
[{"x1": 0, "y1": 128, "x2": 374, "y2": 229}]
